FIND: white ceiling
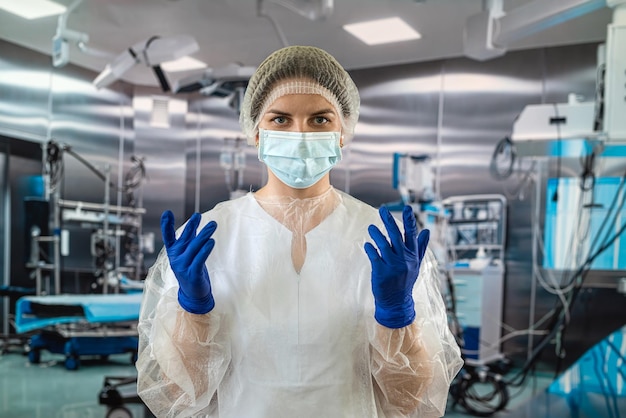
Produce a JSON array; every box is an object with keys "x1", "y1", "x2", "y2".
[{"x1": 0, "y1": 0, "x2": 614, "y2": 89}]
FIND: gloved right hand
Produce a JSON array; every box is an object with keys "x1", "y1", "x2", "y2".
[
  {"x1": 161, "y1": 210, "x2": 218, "y2": 314},
  {"x1": 364, "y1": 205, "x2": 430, "y2": 329}
]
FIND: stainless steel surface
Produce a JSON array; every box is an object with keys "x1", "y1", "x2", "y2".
[
  {"x1": 0, "y1": 41, "x2": 51, "y2": 142},
  {"x1": 132, "y1": 87, "x2": 189, "y2": 268},
  {"x1": 0, "y1": 0, "x2": 613, "y2": 88},
  {"x1": 0, "y1": 38, "x2": 141, "y2": 287},
  {"x1": 347, "y1": 59, "x2": 444, "y2": 206},
  {"x1": 185, "y1": 98, "x2": 264, "y2": 215},
  {"x1": 1, "y1": 36, "x2": 625, "y2": 368}
]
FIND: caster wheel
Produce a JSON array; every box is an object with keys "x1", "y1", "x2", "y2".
[
  {"x1": 106, "y1": 406, "x2": 133, "y2": 418},
  {"x1": 28, "y1": 349, "x2": 41, "y2": 364},
  {"x1": 65, "y1": 355, "x2": 80, "y2": 370}
]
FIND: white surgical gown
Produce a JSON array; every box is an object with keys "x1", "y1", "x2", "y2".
[{"x1": 137, "y1": 188, "x2": 462, "y2": 418}]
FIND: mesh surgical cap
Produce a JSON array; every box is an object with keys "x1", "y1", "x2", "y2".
[{"x1": 240, "y1": 45, "x2": 360, "y2": 145}]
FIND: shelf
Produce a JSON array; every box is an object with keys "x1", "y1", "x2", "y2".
[
  {"x1": 443, "y1": 194, "x2": 507, "y2": 254},
  {"x1": 452, "y1": 244, "x2": 504, "y2": 250},
  {"x1": 447, "y1": 219, "x2": 501, "y2": 224}
]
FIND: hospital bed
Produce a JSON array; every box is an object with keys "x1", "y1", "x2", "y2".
[
  {"x1": 0, "y1": 285, "x2": 35, "y2": 354},
  {"x1": 14, "y1": 292, "x2": 142, "y2": 370}
]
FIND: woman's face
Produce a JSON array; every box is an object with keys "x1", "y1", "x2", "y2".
[{"x1": 257, "y1": 93, "x2": 342, "y2": 136}]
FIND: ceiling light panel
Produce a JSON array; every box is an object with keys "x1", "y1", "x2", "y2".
[
  {"x1": 343, "y1": 17, "x2": 421, "y2": 45},
  {"x1": 161, "y1": 56, "x2": 208, "y2": 73},
  {"x1": 0, "y1": 0, "x2": 66, "y2": 19}
]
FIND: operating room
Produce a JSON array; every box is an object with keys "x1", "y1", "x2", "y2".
[{"x1": 1, "y1": 0, "x2": 625, "y2": 417}]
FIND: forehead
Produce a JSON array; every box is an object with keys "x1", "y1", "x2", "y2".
[{"x1": 265, "y1": 94, "x2": 336, "y2": 114}]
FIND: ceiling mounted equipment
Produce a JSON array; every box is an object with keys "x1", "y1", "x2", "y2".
[{"x1": 92, "y1": 34, "x2": 199, "y2": 91}]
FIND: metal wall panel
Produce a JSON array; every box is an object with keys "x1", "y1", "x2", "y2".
[
  {"x1": 346, "y1": 60, "x2": 444, "y2": 206},
  {"x1": 347, "y1": 42, "x2": 625, "y2": 368},
  {"x1": 0, "y1": 39, "x2": 137, "y2": 290},
  {"x1": 133, "y1": 88, "x2": 190, "y2": 268},
  {"x1": 0, "y1": 40, "x2": 51, "y2": 141},
  {"x1": 2, "y1": 35, "x2": 622, "y2": 368},
  {"x1": 181, "y1": 43, "x2": 619, "y2": 369},
  {"x1": 439, "y1": 48, "x2": 545, "y2": 362},
  {"x1": 185, "y1": 98, "x2": 265, "y2": 215}
]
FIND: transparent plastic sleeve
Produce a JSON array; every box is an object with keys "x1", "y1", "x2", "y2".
[{"x1": 136, "y1": 191, "x2": 462, "y2": 417}]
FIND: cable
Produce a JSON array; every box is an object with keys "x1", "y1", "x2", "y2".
[
  {"x1": 594, "y1": 62, "x2": 605, "y2": 132},
  {"x1": 48, "y1": 140, "x2": 146, "y2": 194},
  {"x1": 450, "y1": 367, "x2": 509, "y2": 417},
  {"x1": 592, "y1": 348, "x2": 617, "y2": 418},
  {"x1": 489, "y1": 136, "x2": 516, "y2": 180},
  {"x1": 46, "y1": 140, "x2": 65, "y2": 193},
  {"x1": 589, "y1": 174, "x2": 626, "y2": 262},
  {"x1": 123, "y1": 156, "x2": 147, "y2": 207},
  {"x1": 579, "y1": 152, "x2": 596, "y2": 192},
  {"x1": 536, "y1": 171, "x2": 626, "y2": 294},
  {"x1": 507, "y1": 212, "x2": 626, "y2": 388},
  {"x1": 505, "y1": 178, "x2": 626, "y2": 385}
]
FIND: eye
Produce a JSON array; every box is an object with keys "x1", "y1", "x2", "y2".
[
  {"x1": 312, "y1": 116, "x2": 329, "y2": 125},
  {"x1": 271, "y1": 116, "x2": 288, "y2": 125}
]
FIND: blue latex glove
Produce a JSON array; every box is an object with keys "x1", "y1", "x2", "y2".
[
  {"x1": 161, "y1": 210, "x2": 217, "y2": 314},
  {"x1": 364, "y1": 205, "x2": 430, "y2": 328}
]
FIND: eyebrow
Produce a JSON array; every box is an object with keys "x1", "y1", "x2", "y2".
[
  {"x1": 265, "y1": 108, "x2": 337, "y2": 116},
  {"x1": 313, "y1": 108, "x2": 337, "y2": 116}
]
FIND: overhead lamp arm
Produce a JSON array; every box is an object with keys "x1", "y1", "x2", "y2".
[
  {"x1": 93, "y1": 35, "x2": 199, "y2": 90},
  {"x1": 56, "y1": 0, "x2": 87, "y2": 42},
  {"x1": 52, "y1": 0, "x2": 88, "y2": 67},
  {"x1": 494, "y1": 0, "x2": 607, "y2": 46},
  {"x1": 145, "y1": 36, "x2": 171, "y2": 92},
  {"x1": 464, "y1": 0, "x2": 608, "y2": 61}
]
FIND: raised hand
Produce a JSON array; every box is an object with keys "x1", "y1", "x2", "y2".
[
  {"x1": 161, "y1": 210, "x2": 218, "y2": 314},
  {"x1": 364, "y1": 205, "x2": 429, "y2": 328}
]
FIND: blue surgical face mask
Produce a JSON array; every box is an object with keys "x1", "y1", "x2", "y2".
[{"x1": 258, "y1": 129, "x2": 342, "y2": 189}]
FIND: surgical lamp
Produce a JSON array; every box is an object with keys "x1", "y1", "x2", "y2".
[
  {"x1": 92, "y1": 34, "x2": 199, "y2": 91},
  {"x1": 173, "y1": 63, "x2": 256, "y2": 112}
]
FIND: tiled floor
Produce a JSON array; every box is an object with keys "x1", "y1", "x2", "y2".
[
  {"x1": 0, "y1": 346, "x2": 145, "y2": 418},
  {"x1": 0, "y1": 343, "x2": 553, "y2": 418},
  {"x1": 444, "y1": 367, "x2": 554, "y2": 418}
]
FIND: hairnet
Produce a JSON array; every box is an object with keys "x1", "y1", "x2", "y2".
[{"x1": 240, "y1": 45, "x2": 360, "y2": 145}]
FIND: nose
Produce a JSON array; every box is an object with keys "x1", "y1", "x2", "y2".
[{"x1": 291, "y1": 119, "x2": 307, "y2": 132}]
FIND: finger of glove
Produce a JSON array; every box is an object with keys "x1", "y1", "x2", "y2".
[
  {"x1": 378, "y1": 206, "x2": 404, "y2": 251},
  {"x1": 178, "y1": 213, "x2": 202, "y2": 247},
  {"x1": 417, "y1": 229, "x2": 430, "y2": 260},
  {"x1": 185, "y1": 220, "x2": 217, "y2": 258},
  {"x1": 402, "y1": 205, "x2": 418, "y2": 253},
  {"x1": 367, "y1": 224, "x2": 394, "y2": 259},
  {"x1": 364, "y1": 242, "x2": 382, "y2": 264},
  {"x1": 161, "y1": 210, "x2": 177, "y2": 249},
  {"x1": 189, "y1": 238, "x2": 216, "y2": 277}
]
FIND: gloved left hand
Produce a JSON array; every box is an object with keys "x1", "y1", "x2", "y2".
[{"x1": 364, "y1": 205, "x2": 430, "y2": 329}]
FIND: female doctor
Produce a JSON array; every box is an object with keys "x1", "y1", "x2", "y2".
[{"x1": 136, "y1": 45, "x2": 462, "y2": 418}]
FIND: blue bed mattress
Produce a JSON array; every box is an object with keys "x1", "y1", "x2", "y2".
[{"x1": 15, "y1": 293, "x2": 143, "y2": 334}]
